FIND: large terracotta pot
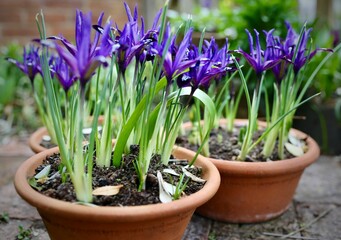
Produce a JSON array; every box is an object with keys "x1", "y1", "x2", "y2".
[
  {"x1": 181, "y1": 119, "x2": 320, "y2": 223},
  {"x1": 14, "y1": 146, "x2": 220, "y2": 240}
]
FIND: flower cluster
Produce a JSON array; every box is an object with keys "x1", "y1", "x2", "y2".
[
  {"x1": 8, "y1": 3, "x2": 232, "y2": 202},
  {"x1": 178, "y1": 37, "x2": 233, "y2": 90},
  {"x1": 234, "y1": 22, "x2": 333, "y2": 160},
  {"x1": 6, "y1": 44, "x2": 41, "y2": 84},
  {"x1": 183, "y1": 20, "x2": 334, "y2": 161}
]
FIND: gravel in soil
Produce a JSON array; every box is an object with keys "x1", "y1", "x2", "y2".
[
  {"x1": 176, "y1": 126, "x2": 297, "y2": 162},
  {"x1": 32, "y1": 145, "x2": 205, "y2": 206}
]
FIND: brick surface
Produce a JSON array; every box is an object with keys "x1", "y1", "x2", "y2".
[
  {"x1": 2, "y1": 25, "x2": 38, "y2": 37},
  {"x1": 0, "y1": 12, "x2": 21, "y2": 23},
  {"x1": 0, "y1": 0, "x2": 145, "y2": 45},
  {"x1": 42, "y1": 0, "x2": 83, "y2": 9}
]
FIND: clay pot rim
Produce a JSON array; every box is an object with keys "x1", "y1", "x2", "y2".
[
  {"x1": 14, "y1": 146, "x2": 220, "y2": 222},
  {"x1": 29, "y1": 116, "x2": 107, "y2": 154},
  {"x1": 28, "y1": 127, "x2": 48, "y2": 154},
  {"x1": 182, "y1": 119, "x2": 320, "y2": 176}
]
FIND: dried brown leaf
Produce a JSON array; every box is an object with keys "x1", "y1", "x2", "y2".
[{"x1": 92, "y1": 185, "x2": 123, "y2": 196}]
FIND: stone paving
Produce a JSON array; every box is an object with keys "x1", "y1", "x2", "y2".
[{"x1": 0, "y1": 137, "x2": 340, "y2": 240}]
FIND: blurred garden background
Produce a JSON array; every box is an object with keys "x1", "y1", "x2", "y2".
[{"x1": 0, "y1": 0, "x2": 340, "y2": 154}]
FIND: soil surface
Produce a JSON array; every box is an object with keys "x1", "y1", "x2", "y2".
[
  {"x1": 32, "y1": 145, "x2": 205, "y2": 206},
  {"x1": 176, "y1": 126, "x2": 297, "y2": 162}
]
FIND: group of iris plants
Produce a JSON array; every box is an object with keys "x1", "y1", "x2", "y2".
[
  {"x1": 190, "y1": 22, "x2": 338, "y2": 161},
  {"x1": 8, "y1": 3, "x2": 217, "y2": 203},
  {"x1": 8, "y1": 1, "x2": 338, "y2": 204}
]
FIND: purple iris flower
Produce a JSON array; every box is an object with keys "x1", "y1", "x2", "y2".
[
  {"x1": 124, "y1": 2, "x2": 138, "y2": 23},
  {"x1": 137, "y1": 8, "x2": 160, "y2": 64},
  {"x1": 201, "y1": 0, "x2": 212, "y2": 8},
  {"x1": 6, "y1": 44, "x2": 41, "y2": 84},
  {"x1": 112, "y1": 3, "x2": 160, "y2": 74},
  {"x1": 159, "y1": 23, "x2": 178, "y2": 60},
  {"x1": 283, "y1": 22, "x2": 332, "y2": 75},
  {"x1": 292, "y1": 27, "x2": 314, "y2": 75},
  {"x1": 140, "y1": 8, "x2": 161, "y2": 63},
  {"x1": 51, "y1": 56, "x2": 77, "y2": 92},
  {"x1": 161, "y1": 28, "x2": 197, "y2": 84},
  {"x1": 140, "y1": 30, "x2": 159, "y2": 62},
  {"x1": 264, "y1": 29, "x2": 288, "y2": 83},
  {"x1": 202, "y1": 37, "x2": 219, "y2": 59},
  {"x1": 48, "y1": 55, "x2": 57, "y2": 79},
  {"x1": 51, "y1": 10, "x2": 111, "y2": 87},
  {"x1": 282, "y1": 21, "x2": 297, "y2": 58},
  {"x1": 237, "y1": 29, "x2": 282, "y2": 77},
  {"x1": 176, "y1": 43, "x2": 199, "y2": 88},
  {"x1": 49, "y1": 11, "x2": 104, "y2": 58},
  {"x1": 265, "y1": 23, "x2": 305, "y2": 82},
  {"x1": 269, "y1": 22, "x2": 300, "y2": 82},
  {"x1": 208, "y1": 38, "x2": 235, "y2": 81},
  {"x1": 115, "y1": 23, "x2": 145, "y2": 74},
  {"x1": 177, "y1": 38, "x2": 233, "y2": 90}
]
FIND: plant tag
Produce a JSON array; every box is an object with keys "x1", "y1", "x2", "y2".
[
  {"x1": 49, "y1": 171, "x2": 60, "y2": 180},
  {"x1": 163, "y1": 168, "x2": 179, "y2": 176},
  {"x1": 82, "y1": 128, "x2": 92, "y2": 135},
  {"x1": 285, "y1": 142, "x2": 304, "y2": 157},
  {"x1": 42, "y1": 135, "x2": 51, "y2": 142},
  {"x1": 288, "y1": 134, "x2": 305, "y2": 147},
  {"x1": 182, "y1": 167, "x2": 206, "y2": 183},
  {"x1": 157, "y1": 171, "x2": 173, "y2": 203},
  {"x1": 34, "y1": 165, "x2": 51, "y2": 179},
  {"x1": 184, "y1": 164, "x2": 195, "y2": 169},
  {"x1": 162, "y1": 180, "x2": 177, "y2": 195},
  {"x1": 92, "y1": 185, "x2": 123, "y2": 196}
]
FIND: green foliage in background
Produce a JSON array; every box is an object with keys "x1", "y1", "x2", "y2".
[
  {"x1": 0, "y1": 44, "x2": 23, "y2": 106},
  {"x1": 307, "y1": 29, "x2": 341, "y2": 101},
  {"x1": 0, "y1": 44, "x2": 40, "y2": 135},
  {"x1": 168, "y1": 0, "x2": 299, "y2": 49},
  {"x1": 230, "y1": 0, "x2": 299, "y2": 42}
]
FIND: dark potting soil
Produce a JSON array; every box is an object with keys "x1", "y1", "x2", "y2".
[
  {"x1": 176, "y1": 126, "x2": 299, "y2": 162},
  {"x1": 33, "y1": 145, "x2": 205, "y2": 206}
]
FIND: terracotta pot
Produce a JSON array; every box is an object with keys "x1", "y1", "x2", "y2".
[
  {"x1": 181, "y1": 119, "x2": 320, "y2": 223},
  {"x1": 28, "y1": 127, "x2": 49, "y2": 153},
  {"x1": 14, "y1": 146, "x2": 220, "y2": 240},
  {"x1": 29, "y1": 116, "x2": 106, "y2": 153}
]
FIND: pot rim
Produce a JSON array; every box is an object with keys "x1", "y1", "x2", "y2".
[
  {"x1": 182, "y1": 118, "x2": 320, "y2": 176},
  {"x1": 14, "y1": 146, "x2": 220, "y2": 222},
  {"x1": 29, "y1": 116, "x2": 107, "y2": 154},
  {"x1": 28, "y1": 127, "x2": 48, "y2": 154}
]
